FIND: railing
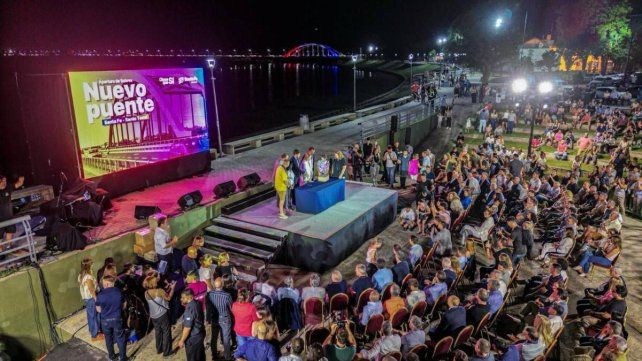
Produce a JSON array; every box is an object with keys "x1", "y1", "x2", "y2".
[
  {"x1": 0, "y1": 215, "x2": 38, "y2": 268},
  {"x1": 358, "y1": 99, "x2": 436, "y2": 141}
]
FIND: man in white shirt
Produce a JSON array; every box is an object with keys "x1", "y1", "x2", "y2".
[
  {"x1": 154, "y1": 216, "x2": 177, "y2": 274},
  {"x1": 458, "y1": 209, "x2": 494, "y2": 246}
]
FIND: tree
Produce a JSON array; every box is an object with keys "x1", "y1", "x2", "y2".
[
  {"x1": 447, "y1": 1, "x2": 521, "y2": 84},
  {"x1": 538, "y1": 50, "x2": 560, "y2": 71},
  {"x1": 595, "y1": 1, "x2": 632, "y2": 65}
]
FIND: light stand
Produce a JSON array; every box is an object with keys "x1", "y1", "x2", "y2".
[{"x1": 207, "y1": 58, "x2": 224, "y2": 156}]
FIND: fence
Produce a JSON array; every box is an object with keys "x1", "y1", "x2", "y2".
[
  {"x1": 359, "y1": 99, "x2": 437, "y2": 142},
  {"x1": 0, "y1": 215, "x2": 38, "y2": 268}
]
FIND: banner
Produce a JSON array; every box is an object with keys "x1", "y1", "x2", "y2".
[{"x1": 68, "y1": 68, "x2": 209, "y2": 178}]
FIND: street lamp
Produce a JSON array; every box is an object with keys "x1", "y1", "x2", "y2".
[
  {"x1": 513, "y1": 79, "x2": 553, "y2": 157},
  {"x1": 368, "y1": 45, "x2": 374, "y2": 53},
  {"x1": 511, "y1": 78, "x2": 528, "y2": 93},
  {"x1": 538, "y1": 81, "x2": 553, "y2": 94},
  {"x1": 495, "y1": 17, "x2": 504, "y2": 28},
  {"x1": 352, "y1": 55, "x2": 358, "y2": 111},
  {"x1": 207, "y1": 59, "x2": 224, "y2": 156},
  {"x1": 408, "y1": 53, "x2": 414, "y2": 81},
  {"x1": 437, "y1": 37, "x2": 447, "y2": 88}
]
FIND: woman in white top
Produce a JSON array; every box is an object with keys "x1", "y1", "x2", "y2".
[
  {"x1": 302, "y1": 152, "x2": 314, "y2": 183},
  {"x1": 78, "y1": 257, "x2": 101, "y2": 340},
  {"x1": 198, "y1": 254, "x2": 215, "y2": 290}
]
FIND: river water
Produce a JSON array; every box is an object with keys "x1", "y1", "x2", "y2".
[{"x1": 214, "y1": 61, "x2": 402, "y2": 141}]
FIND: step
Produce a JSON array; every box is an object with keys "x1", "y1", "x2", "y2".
[
  {"x1": 201, "y1": 247, "x2": 263, "y2": 281},
  {"x1": 203, "y1": 235, "x2": 274, "y2": 261},
  {"x1": 213, "y1": 216, "x2": 289, "y2": 241},
  {"x1": 222, "y1": 188, "x2": 276, "y2": 215},
  {"x1": 204, "y1": 225, "x2": 282, "y2": 250}
]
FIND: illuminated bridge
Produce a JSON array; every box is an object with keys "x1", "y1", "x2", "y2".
[{"x1": 283, "y1": 43, "x2": 343, "y2": 58}]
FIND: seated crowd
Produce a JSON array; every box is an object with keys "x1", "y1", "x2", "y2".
[{"x1": 77, "y1": 92, "x2": 638, "y2": 361}]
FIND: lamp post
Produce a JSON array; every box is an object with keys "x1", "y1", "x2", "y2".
[
  {"x1": 512, "y1": 78, "x2": 553, "y2": 157},
  {"x1": 207, "y1": 58, "x2": 224, "y2": 156},
  {"x1": 408, "y1": 53, "x2": 414, "y2": 81},
  {"x1": 352, "y1": 55, "x2": 358, "y2": 111},
  {"x1": 437, "y1": 37, "x2": 447, "y2": 88}
]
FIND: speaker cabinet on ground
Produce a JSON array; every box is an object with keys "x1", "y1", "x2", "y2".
[
  {"x1": 178, "y1": 191, "x2": 203, "y2": 210},
  {"x1": 134, "y1": 205, "x2": 161, "y2": 220},
  {"x1": 237, "y1": 173, "x2": 261, "y2": 191},
  {"x1": 214, "y1": 181, "x2": 236, "y2": 198}
]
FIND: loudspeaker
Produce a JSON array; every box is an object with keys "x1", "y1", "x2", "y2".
[
  {"x1": 390, "y1": 114, "x2": 399, "y2": 132},
  {"x1": 135, "y1": 205, "x2": 161, "y2": 220},
  {"x1": 214, "y1": 181, "x2": 236, "y2": 198},
  {"x1": 178, "y1": 190, "x2": 203, "y2": 210},
  {"x1": 237, "y1": 173, "x2": 261, "y2": 191}
]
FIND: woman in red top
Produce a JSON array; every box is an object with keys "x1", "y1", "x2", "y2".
[{"x1": 231, "y1": 288, "x2": 258, "y2": 347}]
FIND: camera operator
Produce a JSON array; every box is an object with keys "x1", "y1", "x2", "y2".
[{"x1": 323, "y1": 320, "x2": 356, "y2": 361}]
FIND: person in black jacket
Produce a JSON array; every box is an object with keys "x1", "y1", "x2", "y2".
[
  {"x1": 429, "y1": 295, "x2": 466, "y2": 341},
  {"x1": 289, "y1": 149, "x2": 302, "y2": 206}
]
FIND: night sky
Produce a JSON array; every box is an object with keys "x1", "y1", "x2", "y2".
[{"x1": 0, "y1": 0, "x2": 552, "y2": 54}]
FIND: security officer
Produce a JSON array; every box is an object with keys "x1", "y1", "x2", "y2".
[
  {"x1": 96, "y1": 275, "x2": 127, "y2": 361},
  {"x1": 177, "y1": 288, "x2": 205, "y2": 361}
]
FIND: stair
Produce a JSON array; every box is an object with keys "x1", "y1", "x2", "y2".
[
  {"x1": 212, "y1": 217, "x2": 288, "y2": 242},
  {"x1": 222, "y1": 188, "x2": 276, "y2": 215},
  {"x1": 202, "y1": 216, "x2": 289, "y2": 278}
]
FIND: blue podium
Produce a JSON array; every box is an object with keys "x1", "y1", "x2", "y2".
[{"x1": 295, "y1": 178, "x2": 346, "y2": 214}]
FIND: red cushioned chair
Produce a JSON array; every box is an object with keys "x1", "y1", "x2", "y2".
[{"x1": 303, "y1": 297, "x2": 324, "y2": 326}]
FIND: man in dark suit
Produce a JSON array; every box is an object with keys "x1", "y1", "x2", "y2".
[
  {"x1": 466, "y1": 288, "x2": 490, "y2": 327},
  {"x1": 430, "y1": 295, "x2": 466, "y2": 341},
  {"x1": 289, "y1": 149, "x2": 302, "y2": 206},
  {"x1": 391, "y1": 248, "x2": 410, "y2": 285}
]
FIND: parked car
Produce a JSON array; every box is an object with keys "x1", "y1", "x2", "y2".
[{"x1": 588, "y1": 76, "x2": 619, "y2": 89}]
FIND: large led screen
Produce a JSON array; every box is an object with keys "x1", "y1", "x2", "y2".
[{"x1": 68, "y1": 68, "x2": 209, "y2": 178}]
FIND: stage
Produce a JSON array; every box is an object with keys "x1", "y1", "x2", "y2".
[{"x1": 226, "y1": 181, "x2": 398, "y2": 272}]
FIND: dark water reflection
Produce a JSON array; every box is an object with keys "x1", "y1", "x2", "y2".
[{"x1": 215, "y1": 61, "x2": 401, "y2": 141}]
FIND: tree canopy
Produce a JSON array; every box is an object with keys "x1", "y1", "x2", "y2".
[
  {"x1": 447, "y1": 1, "x2": 520, "y2": 83},
  {"x1": 595, "y1": 1, "x2": 633, "y2": 60}
]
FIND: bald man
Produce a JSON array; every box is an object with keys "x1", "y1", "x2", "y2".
[
  {"x1": 207, "y1": 277, "x2": 233, "y2": 360},
  {"x1": 234, "y1": 322, "x2": 278, "y2": 361}
]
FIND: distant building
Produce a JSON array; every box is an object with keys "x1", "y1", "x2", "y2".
[{"x1": 519, "y1": 34, "x2": 557, "y2": 64}]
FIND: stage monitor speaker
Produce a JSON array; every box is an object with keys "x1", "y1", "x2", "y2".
[
  {"x1": 135, "y1": 205, "x2": 161, "y2": 220},
  {"x1": 178, "y1": 190, "x2": 203, "y2": 210},
  {"x1": 214, "y1": 181, "x2": 236, "y2": 198},
  {"x1": 390, "y1": 114, "x2": 399, "y2": 132},
  {"x1": 237, "y1": 173, "x2": 261, "y2": 191}
]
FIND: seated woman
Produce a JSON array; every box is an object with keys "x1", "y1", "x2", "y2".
[
  {"x1": 415, "y1": 201, "x2": 430, "y2": 236},
  {"x1": 573, "y1": 236, "x2": 621, "y2": 277}
]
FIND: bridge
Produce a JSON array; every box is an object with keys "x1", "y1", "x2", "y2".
[{"x1": 283, "y1": 43, "x2": 343, "y2": 58}]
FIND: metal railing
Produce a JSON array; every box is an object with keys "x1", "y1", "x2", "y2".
[
  {"x1": 358, "y1": 99, "x2": 437, "y2": 141},
  {"x1": 0, "y1": 215, "x2": 38, "y2": 268}
]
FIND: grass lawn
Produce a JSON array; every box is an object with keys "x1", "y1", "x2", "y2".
[{"x1": 461, "y1": 137, "x2": 597, "y2": 173}]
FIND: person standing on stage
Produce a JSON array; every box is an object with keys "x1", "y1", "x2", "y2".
[
  {"x1": 177, "y1": 288, "x2": 205, "y2": 361},
  {"x1": 289, "y1": 149, "x2": 302, "y2": 205},
  {"x1": 154, "y1": 216, "x2": 178, "y2": 274},
  {"x1": 96, "y1": 275, "x2": 127, "y2": 361},
  {"x1": 332, "y1": 151, "x2": 347, "y2": 179},
  {"x1": 274, "y1": 158, "x2": 290, "y2": 220}
]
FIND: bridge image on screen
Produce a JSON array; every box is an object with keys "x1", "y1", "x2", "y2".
[{"x1": 68, "y1": 68, "x2": 209, "y2": 178}]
